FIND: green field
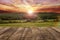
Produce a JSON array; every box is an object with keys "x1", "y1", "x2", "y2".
[
  {"x1": 0, "y1": 22, "x2": 58, "y2": 27},
  {"x1": 0, "y1": 13, "x2": 59, "y2": 27}
]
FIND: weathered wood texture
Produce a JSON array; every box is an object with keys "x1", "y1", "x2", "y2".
[{"x1": 0, "y1": 27, "x2": 60, "y2": 40}]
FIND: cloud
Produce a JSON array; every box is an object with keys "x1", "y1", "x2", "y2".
[
  {"x1": 0, "y1": 0, "x2": 60, "y2": 13},
  {"x1": 0, "y1": 0, "x2": 60, "y2": 5},
  {"x1": 36, "y1": 6, "x2": 60, "y2": 13}
]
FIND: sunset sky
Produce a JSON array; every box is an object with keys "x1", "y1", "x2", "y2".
[{"x1": 0, "y1": 0, "x2": 60, "y2": 13}]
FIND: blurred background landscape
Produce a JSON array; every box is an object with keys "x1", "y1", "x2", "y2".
[
  {"x1": 0, "y1": 0, "x2": 60, "y2": 27},
  {"x1": 0, "y1": 0, "x2": 60, "y2": 40},
  {"x1": 0, "y1": 11, "x2": 60, "y2": 27}
]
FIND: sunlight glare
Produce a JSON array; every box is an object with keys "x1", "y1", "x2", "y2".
[{"x1": 27, "y1": 10, "x2": 33, "y2": 15}]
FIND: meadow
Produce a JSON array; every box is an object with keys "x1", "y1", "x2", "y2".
[
  {"x1": 0, "y1": 12, "x2": 59, "y2": 27},
  {"x1": 0, "y1": 20, "x2": 58, "y2": 27}
]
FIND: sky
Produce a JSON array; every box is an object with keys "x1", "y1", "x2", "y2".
[
  {"x1": 0, "y1": 0, "x2": 60, "y2": 13},
  {"x1": 0, "y1": 0, "x2": 60, "y2": 5}
]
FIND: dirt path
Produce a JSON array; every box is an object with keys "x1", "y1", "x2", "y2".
[{"x1": 0, "y1": 27, "x2": 60, "y2": 40}]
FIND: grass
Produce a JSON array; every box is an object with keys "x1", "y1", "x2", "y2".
[{"x1": 0, "y1": 22, "x2": 58, "y2": 27}]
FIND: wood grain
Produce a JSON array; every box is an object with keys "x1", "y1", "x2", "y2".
[{"x1": 0, "y1": 27, "x2": 60, "y2": 40}]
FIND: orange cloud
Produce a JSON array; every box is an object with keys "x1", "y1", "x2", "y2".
[{"x1": 0, "y1": 4, "x2": 60, "y2": 13}]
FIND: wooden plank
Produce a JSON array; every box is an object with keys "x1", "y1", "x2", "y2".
[
  {"x1": 31, "y1": 27, "x2": 41, "y2": 40},
  {"x1": 0, "y1": 27, "x2": 17, "y2": 40},
  {"x1": 47, "y1": 27, "x2": 60, "y2": 40},
  {"x1": 9, "y1": 27, "x2": 25, "y2": 40},
  {"x1": 23, "y1": 28, "x2": 32, "y2": 40},
  {"x1": 0, "y1": 27, "x2": 11, "y2": 35},
  {"x1": 19, "y1": 28, "x2": 31, "y2": 40},
  {"x1": 0, "y1": 27, "x2": 5, "y2": 30},
  {"x1": 37, "y1": 27, "x2": 57, "y2": 40},
  {"x1": 52, "y1": 27, "x2": 60, "y2": 32}
]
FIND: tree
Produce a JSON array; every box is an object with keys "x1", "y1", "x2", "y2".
[{"x1": 38, "y1": 12, "x2": 58, "y2": 22}]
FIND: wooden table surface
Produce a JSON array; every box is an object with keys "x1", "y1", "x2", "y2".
[{"x1": 0, "y1": 27, "x2": 60, "y2": 40}]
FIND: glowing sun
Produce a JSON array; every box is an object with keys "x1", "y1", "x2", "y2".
[{"x1": 27, "y1": 10, "x2": 34, "y2": 15}]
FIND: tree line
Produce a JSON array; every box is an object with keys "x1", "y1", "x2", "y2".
[{"x1": 0, "y1": 12, "x2": 60, "y2": 22}]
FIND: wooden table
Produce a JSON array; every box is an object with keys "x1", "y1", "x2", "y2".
[{"x1": 0, "y1": 27, "x2": 60, "y2": 40}]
